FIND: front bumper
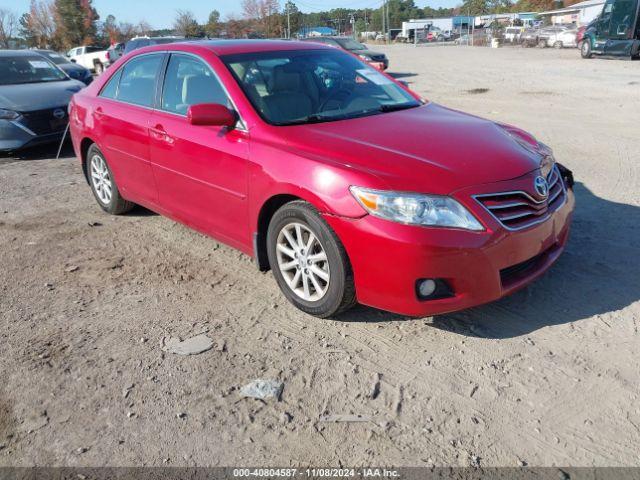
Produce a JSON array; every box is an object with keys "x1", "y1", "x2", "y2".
[
  {"x1": 323, "y1": 174, "x2": 575, "y2": 317},
  {"x1": 0, "y1": 115, "x2": 67, "y2": 153}
]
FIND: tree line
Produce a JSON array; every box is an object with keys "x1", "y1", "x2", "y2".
[{"x1": 0, "y1": 0, "x2": 577, "y2": 51}]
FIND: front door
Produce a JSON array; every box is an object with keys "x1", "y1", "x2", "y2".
[
  {"x1": 148, "y1": 53, "x2": 250, "y2": 248},
  {"x1": 593, "y1": 0, "x2": 614, "y2": 52},
  {"x1": 604, "y1": 0, "x2": 640, "y2": 54}
]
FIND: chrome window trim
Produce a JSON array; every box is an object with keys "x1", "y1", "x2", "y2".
[
  {"x1": 98, "y1": 50, "x2": 247, "y2": 132},
  {"x1": 98, "y1": 51, "x2": 165, "y2": 108},
  {"x1": 473, "y1": 165, "x2": 567, "y2": 232}
]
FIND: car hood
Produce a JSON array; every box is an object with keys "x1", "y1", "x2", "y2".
[
  {"x1": 355, "y1": 48, "x2": 385, "y2": 58},
  {"x1": 282, "y1": 103, "x2": 544, "y2": 194},
  {"x1": 0, "y1": 80, "x2": 84, "y2": 112}
]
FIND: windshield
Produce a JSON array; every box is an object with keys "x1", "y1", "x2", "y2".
[
  {"x1": 335, "y1": 38, "x2": 366, "y2": 50},
  {"x1": 0, "y1": 55, "x2": 68, "y2": 85},
  {"x1": 222, "y1": 49, "x2": 420, "y2": 126}
]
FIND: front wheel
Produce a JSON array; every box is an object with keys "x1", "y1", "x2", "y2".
[
  {"x1": 87, "y1": 144, "x2": 135, "y2": 215},
  {"x1": 267, "y1": 201, "x2": 356, "y2": 318},
  {"x1": 581, "y1": 39, "x2": 593, "y2": 58},
  {"x1": 554, "y1": 41, "x2": 563, "y2": 49}
]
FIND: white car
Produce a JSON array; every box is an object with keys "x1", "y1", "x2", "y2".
[
  {"x1": 545, "y1": 28, "x2": 578, "y2": 48},
  {"x1": 504, "y1": 27, "x2": 525, "y2": 43},
  {"x1": 66, "y1": 46, "x2": 110, "y2": 74}
]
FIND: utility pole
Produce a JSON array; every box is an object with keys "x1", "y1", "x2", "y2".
[
  {"x1": 350, "y1": 13, "x2": 356, "y2": 39},
  {"x1": 381, "y1": 0, "x2": 386, "y2": 42},
  {"x1": 386, "y1": 0, "x2": 390, "y2": 44},
  {"x1": 286, "y1": 2, "x2": 291, "y2": 39}
]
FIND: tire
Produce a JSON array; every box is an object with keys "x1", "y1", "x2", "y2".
[
  {"x1": 266, "y1": 200, "x2": 356, "y2": 318},
  {"x1": 87, "y1": 144, "x2": 135, "y2": 215},
  {"x1": 94, "y1": 62, "x2": 104, "y2": 75},
  {"x1": 554, "y1": 41, "x2": 563, "y2": 49},
  {"x1": 581, "y1": 39, "x2": 593, "y2": 58},
  {"x1": 538, "y1": 39, "x2": 547, "y2": 48}
]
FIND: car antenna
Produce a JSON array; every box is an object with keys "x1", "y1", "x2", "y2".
[{"x1": 56, "y1": 123, "x2": 70, "y2": 159}]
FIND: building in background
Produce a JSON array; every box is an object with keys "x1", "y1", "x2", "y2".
[{"x1": 537, "y1": 0, "x2": 605, "y2": 25}]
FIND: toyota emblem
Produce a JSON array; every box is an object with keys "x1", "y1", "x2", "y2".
[{"x1": 534, "y1": 176, "x2": 548, "y2": 198}]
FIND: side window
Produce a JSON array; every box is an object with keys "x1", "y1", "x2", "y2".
[
  {"x1": 609, "y1": 0, "x2": 638, "y2": 37},
  {"x1": 161, "y1": 54, "x2": 229, "y2": 115},
  {"x1": 116, "y1": 54, "x2": 163, "y2": 107},
  {"x1": 100, "y1": 69, "x2": 122, "y2": 99}
]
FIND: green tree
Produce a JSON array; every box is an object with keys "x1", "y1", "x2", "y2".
[
  {"x1": 205, "y1": 10, "x2": 221, "y2": 37},
  {"x1": 19, "y1": 12, "x2": 37, "y2": 47},
  {"x1": 54, "y1": 0, "x2": 99, "y2": 48},
  {"x1": 283, "y1": 1, "x2": 301, "y2": 38},
  {"x1": 173, "y1": 10, "x2": 204, "y2": 38}
]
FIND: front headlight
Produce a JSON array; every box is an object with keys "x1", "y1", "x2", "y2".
[
  {"x1": 358, "y1": 54, "x2": 372, "y2": 61},
  {"x1": 0, "y1": 109, "x2": 20, "y2": 120},
  {"x1": 350, "y1": 187, "x2": 484, "y2": 231}
]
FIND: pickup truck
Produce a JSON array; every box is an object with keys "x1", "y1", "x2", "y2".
[{"x1": 66, "y1": 46, "x2": 110, "y2": 74}]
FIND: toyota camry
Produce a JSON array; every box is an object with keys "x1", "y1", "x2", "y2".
[{"x1": 69, "y1": 40, "x2": 575, "y2": 318}]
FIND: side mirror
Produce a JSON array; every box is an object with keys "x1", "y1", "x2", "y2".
[{"x1": 187, "y1": 103, "x2": 236, "y2": 128}]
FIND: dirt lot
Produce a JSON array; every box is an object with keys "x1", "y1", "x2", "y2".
[{"x1": 1, "y1": 45, "x2": 639, "y2": 468}]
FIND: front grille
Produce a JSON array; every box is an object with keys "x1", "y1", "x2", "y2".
[
  {"x1": 474, "y1": 165, "x2": 566, "y2": 231},
  {"x1": 18, "y1": 108, "x2": 68, "y2": 136},
  {"x1": 499, "y1": 243, "x2": 558, "y2": 288}
]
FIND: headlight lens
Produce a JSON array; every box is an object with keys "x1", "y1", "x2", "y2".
[
  {"x1": 358, "y1": 54, "x2": 372, "y2": 61},
  {"x1": 350, "y1": 187, "x2": 484, "y2": 231},
  {"x1": 0, "y1": 109, "x2": 20, "y2": 120}
]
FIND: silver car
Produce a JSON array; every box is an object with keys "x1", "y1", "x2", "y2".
[{"x1": 0, "y1": 50, "x2": 85, "y2": 152}]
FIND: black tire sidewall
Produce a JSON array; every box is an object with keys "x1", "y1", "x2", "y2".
[{"x1": 267, "y1": 203, "x2": 350, "y2": 317}]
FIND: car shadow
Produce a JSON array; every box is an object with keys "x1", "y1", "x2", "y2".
[
  {"x1": 0, "y1": 140, "x2": 75, "y2": 163},
  {"x1": 337, "y1": 182, "x2": 640, "y2": 339}
]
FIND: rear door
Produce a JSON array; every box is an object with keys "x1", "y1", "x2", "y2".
[
  {"x1": 93, "y1": 53, "x2": 165, "y2": 206},
  {"x1": 148, "y1": 52, "x2": 249, "y2": 246},
  {"x1": 604, "y1": 0, "x2": 639, "y2": 54}
]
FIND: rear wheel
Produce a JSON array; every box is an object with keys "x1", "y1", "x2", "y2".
[
  {"x1": 87, "y1": 144, "x2": 135, "y2": 215},
  {"x1": 538, "y1": 39, "x2": 547, "y2": 48},
  {"x1": 267, "y1": 201, "x2": 356, "y2": 318},
  {"x1": 581, "y1": 39, "x2": 593, "y2": 58}
]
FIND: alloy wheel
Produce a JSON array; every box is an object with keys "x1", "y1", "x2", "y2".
[
  {"x1": 275, "y1": 222, "x2": 330, "y2": 302},
  {"x1": 90, "y1": 154, "x2": 112, "y2": 205}
]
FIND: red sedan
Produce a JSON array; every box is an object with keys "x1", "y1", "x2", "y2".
[{"x1": 69, "y1": 40, "x2": 575, "y2": 318}]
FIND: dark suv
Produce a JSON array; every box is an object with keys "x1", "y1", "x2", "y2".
[{"x1": 301, "y1": 36, "x2": 389, "y2": 70}]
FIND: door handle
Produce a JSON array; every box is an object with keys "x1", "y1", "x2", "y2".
[
  {"x1": 95, "y1": 107, "x2": 104, "y2": 117},
  {"x1": 150, "y1": 125, "x2": 175, "y2": 144}
]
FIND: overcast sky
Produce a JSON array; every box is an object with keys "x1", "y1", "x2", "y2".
[{"x1": 5, "y1": 0, "x2": 459, "y2": 29}]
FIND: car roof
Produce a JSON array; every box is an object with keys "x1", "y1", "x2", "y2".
[
  {"x1": 0, "y1": 50, "x2": 46, "y2": 57},
  {"x1": 133, "y1": 39, "x2": 333, "y2": 57}
]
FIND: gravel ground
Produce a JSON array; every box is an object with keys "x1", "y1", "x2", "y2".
[{"x1": 1, "y1": 45, "x2": 639, "y2": 468}]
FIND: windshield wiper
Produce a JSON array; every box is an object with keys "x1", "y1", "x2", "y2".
[{"x1": 378, "y1": 103, "x2": 420, "y2": 113}]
